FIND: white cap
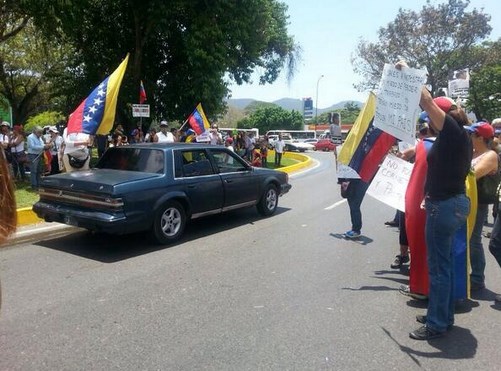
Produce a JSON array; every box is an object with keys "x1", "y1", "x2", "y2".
[
  {"x1": 159, "y1": 120, "x2": 168, "y2": 126},
  {"x1": 48, "y1": 126, "x2": 58, "y2": 133},
  {"x1": 1, "y1": 121, "x2": 10, "y2": 127}
]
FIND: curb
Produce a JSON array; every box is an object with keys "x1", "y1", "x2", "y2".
[{"x1": 15, "y1": 152, "x2": 313, "y2": 227}]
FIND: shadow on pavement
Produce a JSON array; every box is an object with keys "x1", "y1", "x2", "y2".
[
  {"x1": 329, "y1": 233, "x2": 374, "y2": 246},
  {"x1": 341, "y1": 285, "x2": 397, "y2": 292},
  {"x1": 35, "y1": 206, "x2": 290, "y2": 263},
  {"x1": 382, "y1": 326, "x2": 477, "y2": 365}
]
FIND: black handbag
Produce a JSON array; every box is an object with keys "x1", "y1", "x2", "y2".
[
  {"x1": 477, "y1": 172, "x2": 501, "y2": 204},
  {"x1": 67, "y1": 154, "x2": 88, "y2": 169}
]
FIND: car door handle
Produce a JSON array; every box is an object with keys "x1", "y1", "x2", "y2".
[
  {"x1": 225, "y1": 179, "x2": 233, "y2": 184},
  {"x1": 187, "y1": 185, "x2": 197, "y2": 189}
]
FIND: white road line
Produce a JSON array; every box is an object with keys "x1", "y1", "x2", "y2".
[{"x1": 324, "y1": 199, "x2": 346, "y2": 210}]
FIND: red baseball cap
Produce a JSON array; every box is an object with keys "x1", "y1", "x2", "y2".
[
  {"x1": 465, "y1": 122, "x2": 494, "y2": 139},
  {"x1": 433, "y1": 97, "x2": 457, "y2": 113}
]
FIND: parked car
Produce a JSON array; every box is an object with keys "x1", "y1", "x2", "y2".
[
  {"x1": 303, "y1": 138, "x2": 318, "y2": 144},
  {"x1": 314, "y1": 139, "x2": 337, "y2": 152},
  {"x1": 285, "y1": 141, "x2": 315, "y2": 152},
  {"x1": 33, "y1": 143, "x2": 292, "y2": 244}
]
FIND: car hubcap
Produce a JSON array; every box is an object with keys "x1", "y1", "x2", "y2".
[
  {"x1": 161, "y1": 207, "x2": 181, "y2": 236},
  {"x1": 266, "y1": 189, "x2": 277, "y2": 210}
]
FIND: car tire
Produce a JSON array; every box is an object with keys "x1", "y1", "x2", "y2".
[
  {"x1": 152, "y1": 200, "x2": 186, "y2": 244},
  {"x1": 257, "y1": 184, "x2": 279, "y2": 216}
]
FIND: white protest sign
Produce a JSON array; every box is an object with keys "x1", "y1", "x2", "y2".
[
  {"x1": 374, "y1": 64, "x2": 427, "y2": 145},
  {"x1": 366, "y1": 153, "x2": 413, "y2": 212},
  {"x1": 132, "y1": 104, "x2": 150, "y2": 117},
  {"x1": 336, "y1": 163, "x2": 361, "y2": 179}
]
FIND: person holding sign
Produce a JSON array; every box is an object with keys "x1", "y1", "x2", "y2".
[{"x1": 397, "y1": 61, "x2": 472, "y2": 341}]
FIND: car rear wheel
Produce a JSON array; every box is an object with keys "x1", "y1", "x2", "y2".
[
  {"x1": 257, "y1": 184, "x2": 278, "y2": 216},
  {"x1": 152, "y1": 200, "x2": 186, "y2": 244}
]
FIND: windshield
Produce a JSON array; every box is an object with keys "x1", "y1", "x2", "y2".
[{"x1": 96, "y1": 147, "x2": 165, "y2": 174}]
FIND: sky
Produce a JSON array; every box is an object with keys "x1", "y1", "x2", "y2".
[{"x1": 228, "y1": 0, "x2": 501, "y2": 109}]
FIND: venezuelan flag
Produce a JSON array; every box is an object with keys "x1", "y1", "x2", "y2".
[
  {"x1": 139, "y1": 80, "x2": 147, "y2": 104},
  {"x1": 187, "y1": 103, "x2": 210, "y2": 135},
  {"x1": 67, "y1": 54, "x2": 129, "y2": 135},
  {"x1": 337, "y1": 93, "x2": 395, "y2": 182}
]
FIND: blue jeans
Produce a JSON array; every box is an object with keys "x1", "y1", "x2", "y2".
[
  {"x1": 347, "y1": 180, "x2": 369, "y2": 233},
  {"x1": 28, "y1": 153, "x2": 42, "y2": 189},
  {"x1": 470, "y1": 203, "x2": 488, "y2": 285},
  {"x1": 425, "y1": 194, "x2": 470, "y2": 332}
]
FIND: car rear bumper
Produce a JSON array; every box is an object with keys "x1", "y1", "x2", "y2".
[{"x1": 33, "y1": 201, "x2": 131, "y2": 234}]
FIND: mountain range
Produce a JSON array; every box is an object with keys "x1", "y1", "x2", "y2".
[{"x1": 227, "y1": 97, "x2": 362, "y2": 114}]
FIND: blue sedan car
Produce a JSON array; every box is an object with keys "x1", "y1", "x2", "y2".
[{"x1": 33, "y1": 143, "x2": 292, "y2": 244}]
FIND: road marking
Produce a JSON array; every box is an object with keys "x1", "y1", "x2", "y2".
[{"x1": 324, "y1": 199, "x2": 346, "y2": 210}]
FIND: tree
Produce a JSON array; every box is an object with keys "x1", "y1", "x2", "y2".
[
  {"x1": 22, "y1": 0, "x2": 300, "y2": 129},
  {"x1": 351, "y1": 0, "x2": 492, "y2": 95},
  {"x1": 0, "y1": 19, "x2": 74, "y2": 123},
  {"x1": 468, "y1": 64, "x2": 501, "y2": 121},
  {"x1": 237, "y1": 105, "x2": 303, "y2": 134}
]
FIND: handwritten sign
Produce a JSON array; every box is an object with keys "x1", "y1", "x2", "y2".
[
  {"x1": 366, "y1": 154, "x2": 413, "y2": 212},
  {"x1": 374, "y1": 64, "x2": 427, "y2": 145}
]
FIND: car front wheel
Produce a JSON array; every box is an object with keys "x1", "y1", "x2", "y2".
[
  {"x1": 152, "y1": 200, "x2": 186, "y2": 244},
  {"x1": 257, "y1": 184, "x2": 279, "y2": 216}
]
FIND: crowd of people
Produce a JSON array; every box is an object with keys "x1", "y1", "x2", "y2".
[
  {"x1": 341, "y1": 62, "x2": 501, "y2": 341},
  {"x1": 1, "y1": 119, "x2": 290, "y2": 191}
]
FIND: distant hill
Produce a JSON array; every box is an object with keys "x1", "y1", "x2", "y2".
[{"x1": 227, "y1": 98, "x2": 362, "y2": 114}]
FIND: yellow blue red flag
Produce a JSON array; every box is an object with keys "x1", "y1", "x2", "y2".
[
  {"x1": 187, "y1": 103, "x2": 210, "y2": 135},
  {"x1": 67, "y1": 54, "x2": 129, "y2": 135},
  {"x1": 337, "y1": 92, "x2": 395, "y2": 182}
]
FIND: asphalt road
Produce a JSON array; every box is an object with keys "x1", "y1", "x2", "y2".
[{"x1": 1, "y1": 151, "x2": 501, "y2": 370}]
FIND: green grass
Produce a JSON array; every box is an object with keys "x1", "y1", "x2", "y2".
[{"x1": 13, "y1": 180, "x2": 39, "y2": 209}]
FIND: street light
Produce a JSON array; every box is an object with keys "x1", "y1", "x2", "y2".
[{"x1": 315, "y1": 74, "x2": 324, "y2": 126}]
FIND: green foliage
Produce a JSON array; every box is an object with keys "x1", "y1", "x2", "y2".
[
  {"x1": 352, "y1": 0, "x2": 492, "y2": 94},
  {"x1": 317, "y1": 102, "x2": 361, "y2": 124},
  {"x1": 19, "y1": 0, "x2": 299, "y2": 132},
  {"x1": 237, "y1": 105, "x2": 303, "y2": 133},
  {"x1": 0, "y1": 18, "x2": 74, "y2": 123},
  {"x1": 468, "y1": 64, "x2": 501, "y2": 121},
  {"x1": 25, "y1": 110, "x2": 64, "y2": 132}
]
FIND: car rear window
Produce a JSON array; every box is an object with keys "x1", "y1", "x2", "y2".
[{"x1": 96, "y1": 147, "x2": 165, "y2": 173}]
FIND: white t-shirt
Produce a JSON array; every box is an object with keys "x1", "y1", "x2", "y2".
[
  {"x1": 157, "y1": 131, "x2": 175, "y2": 143},
  {"x1": 275, "y1": 140, "x2": 285, "y2": 153},
  {"x1": 62, "y1": 128, "x2": 90, "y2": 159}
]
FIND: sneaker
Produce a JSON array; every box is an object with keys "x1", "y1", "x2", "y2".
[
  {"x1": 390, "y1": 254, "x2": 410, "y2": 269},
  {"x1": 416, "y1": 315, "x2": 453, "y2": 330},
  {"x1": 344, "y1": 230, "x2": 361, "y2": 239},
  {"x1": 384, "y1": 220, "x2": 399, "y2": 227},
  {"x1": 399, "y1": 285, "x2": 428, "y2": 300},
  {"x1": 409, "y1": 325, "x2": 444, "y2": 340}
]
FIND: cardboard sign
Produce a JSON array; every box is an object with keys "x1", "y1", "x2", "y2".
[
  {"x1": 366, "y1": 154, "x2": 413, "y2": 212},
  {"x1": 374, "y1": 64, "x2": 427, "y2": 145}
]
